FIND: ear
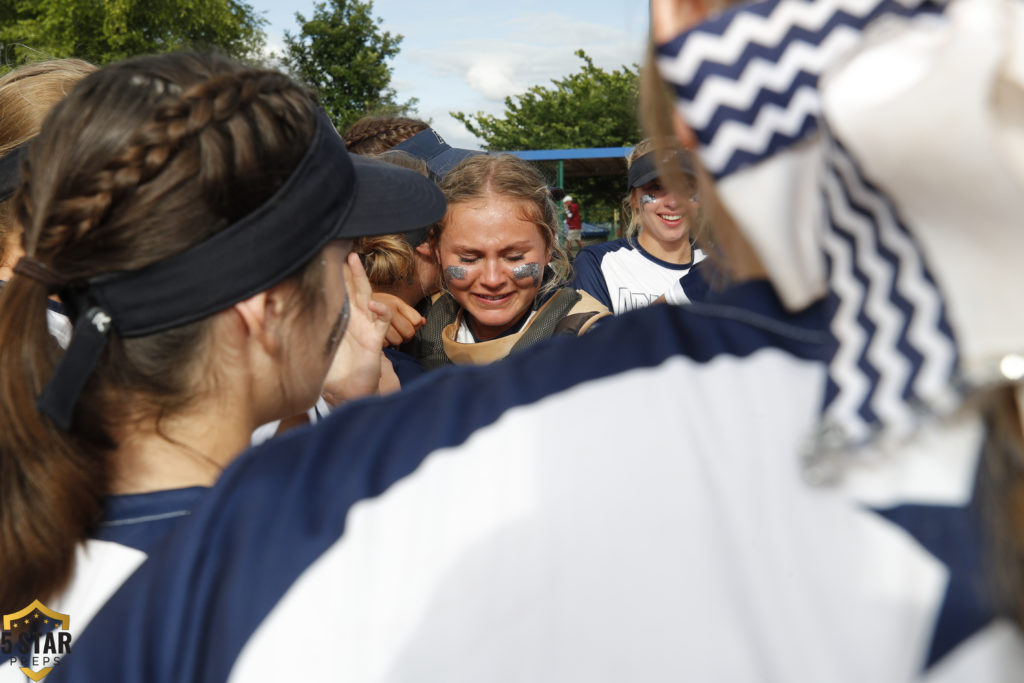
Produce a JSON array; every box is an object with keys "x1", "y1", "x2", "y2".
[
  {"x1": 629, "y1": 188, "x2": 642, "y2": 210},
  {"x1": 231, "y1": 286, "x2": 290, "y2": 356},
  {"x1": 414, "y1": 240, "x2": 433, "y2": 258}
]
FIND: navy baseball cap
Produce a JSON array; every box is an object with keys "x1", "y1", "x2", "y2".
[{"x1": 394, "y1": 127, "x2": 484, "y2": 179}]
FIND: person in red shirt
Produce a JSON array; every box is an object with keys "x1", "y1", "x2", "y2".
[{"x1": 562, "y1": 194, "x2": 582, "y2": 256}]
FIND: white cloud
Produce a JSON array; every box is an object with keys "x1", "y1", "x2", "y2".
[
  {"x1": 465, "y1": 59, "x2": 526, "y2": 101},
  {"x1": 399, "y1": 12, "x2": 644, "y2": 115}
]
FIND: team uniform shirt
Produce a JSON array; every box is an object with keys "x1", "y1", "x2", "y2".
[
  {"x1": 48, "y1": 282, "x2": 1023, "y2": 683},
  {"x1": 571, "y1": 237, "x2": 705, "y2": 314},
  {"x1": 1, "y1": 487, "x2": 205, "y2": 682},
  {"x1": 664, "y1": 259, "x2": 714, "y2": 306}
]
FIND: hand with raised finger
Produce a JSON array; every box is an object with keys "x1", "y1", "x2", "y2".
[{"x1": 321, "y1": 253, "x2": 394, "y2": 406}]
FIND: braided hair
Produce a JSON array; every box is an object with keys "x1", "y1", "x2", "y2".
[
  {"x1": 343, "y1": 115, "x2": 429, "y2": 155},
  {"x1": 0, "y1": 52, "x2": 323, "y2": 611}
]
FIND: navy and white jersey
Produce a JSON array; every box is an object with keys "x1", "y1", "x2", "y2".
[
  {"x1": 49, "y1": 283, "x2": 1022, "y2": 682},
  {"x1": 664, "y1": 258, "x2": 714, "y2": 306},
  {"x1": 1, "y1": 487, "x2": 205, "y2": 683},
  {"x1": 571, "y1": 237, "x2": 705, "y2": 314}
]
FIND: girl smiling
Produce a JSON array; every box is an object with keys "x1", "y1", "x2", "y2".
[{"x1": 572, "y1": 138, "x2": 706, "y2": 314}]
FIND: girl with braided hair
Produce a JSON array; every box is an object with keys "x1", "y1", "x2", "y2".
[{"x1": 0, "y1": 50, "x2": 444, "y2": 643}]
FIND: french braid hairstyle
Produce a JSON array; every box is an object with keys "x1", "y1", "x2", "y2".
[
  {"x1": 343, "y1": 115, "x2": 429, "y2": 155},
  {"x1": 0, "y1": 58, "x2": 95, "y2": 267},
  {"x1": 0, "y1": 52, "x2": 324, "y2": 612}
]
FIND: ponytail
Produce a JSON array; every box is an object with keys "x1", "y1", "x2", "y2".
[{"x1": 0, "y1": 275, "x2": 108, "y2": 612}]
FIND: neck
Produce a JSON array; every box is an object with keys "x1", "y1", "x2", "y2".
[
  {"x1": 109, "y1": 392, "x2": 255, "y2": 494},
  {"x1": 638, "y1": 230, "x2": 693, "y2": 264},
  {"x1": 467, "y1": 307, "x2": 531, "y2": 342}
]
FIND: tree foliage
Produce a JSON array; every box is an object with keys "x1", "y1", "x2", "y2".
[
  {"x1": 452, "y1": 50, "x2": 641, "y2": 225},
  {"x1": 282, "y1": 0, "x2": 414, "y2": 133},
  {"x1": 0, "y1": 0, "x2": 267, "y2": 67},
  {"x1": 452, "y1": 50, "x2": 640, "y2": 151}
]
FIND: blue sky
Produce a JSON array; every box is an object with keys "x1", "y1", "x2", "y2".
[{"x1": 248, "y1": 0, "x2": 650, "y2": 149}]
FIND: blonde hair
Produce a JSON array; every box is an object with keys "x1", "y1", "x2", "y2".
[
  {"x1": 355, "y1": 233, "x2": 416, "y2": 288},
  {"x1": 438, "y1": 154, "x2": 570, "y2": 297},
  {"x1": 0, "y1": 59, "x2": 96, "y2": 264}
]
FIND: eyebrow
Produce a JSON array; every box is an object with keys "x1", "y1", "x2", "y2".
[{"x1": 448, "y1": 241, "x2": 535, "y2": 253}]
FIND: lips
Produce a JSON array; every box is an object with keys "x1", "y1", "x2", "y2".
[
  {"x1": 658, "y1": 212, "x2": 685, "y2": 227},
  {"x1": 472, "y1": 292, "x2": 513, "y2": 305}
]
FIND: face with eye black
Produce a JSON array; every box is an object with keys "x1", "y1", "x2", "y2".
[
  {"x1": 632, "y1": 179, "x2": 696, "y2": 249},
  {"x1": 437, "y1": 192, "x2": 552, "y2": 341}
]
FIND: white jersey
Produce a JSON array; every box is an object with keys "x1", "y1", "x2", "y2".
[
  {"x1": 572, "y1": 237, "x2": 704, "y2": 313},
  {"x1": 48, "y1": 284, "x2": 1022, "y2": 683},
  {"x1": 1, "y1": 487, "x2": 204, "y2": 682}
]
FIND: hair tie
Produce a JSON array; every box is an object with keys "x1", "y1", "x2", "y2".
[{"x1": 13, "y1": 256, "x2": 68, "y2": 291}]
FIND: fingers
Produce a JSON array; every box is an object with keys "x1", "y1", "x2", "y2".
[
  {"x1": 367, "y1": 299, "x2": 392, "y2": 324},
  {"x1": 345, "y1": 251, "x2": 373, "y2": 307},
  {"x1": 371, "y1": 292, "x2": 425, "y2": 347},
  {"x1": 385, "y1": 325, "x2": 405, "y2": 348}
]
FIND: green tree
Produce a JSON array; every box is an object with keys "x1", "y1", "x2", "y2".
[
  {"x1": 452, "y1": 50, "x2": 641, "y2": 226},
  {"x1": 282, "y1": 0, "x2": 414, "y2": 132},
  {"x1": 0, "y1": 0, "x2": 266, "y2": 68}
]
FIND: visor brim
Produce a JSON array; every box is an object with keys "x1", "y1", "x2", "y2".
[{"x1": 341, "y1": 155, "x2": 447, "y2": 240}]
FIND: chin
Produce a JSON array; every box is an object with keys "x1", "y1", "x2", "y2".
[{"x1": 470, "y1": 311, "x2": 517, "y2": 330}]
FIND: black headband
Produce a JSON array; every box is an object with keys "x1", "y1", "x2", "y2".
[
  {"x1": 627, "y1": 148, "x2": 696, "y2": 189},
  {"x1": 0, "y1": 142, "x2": 29, "y2": 202},
  {"x1": 33, "y1": 109, "x2": 446, "y2": 429}
]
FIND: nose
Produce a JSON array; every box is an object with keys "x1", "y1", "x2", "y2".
[{"x1": 480, "y1": 259, "x2": 505, "y2": 288}]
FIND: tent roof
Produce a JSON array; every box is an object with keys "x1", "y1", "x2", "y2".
[{"x1": 505, "y1": 147, "x2": 633, "y2": 181}]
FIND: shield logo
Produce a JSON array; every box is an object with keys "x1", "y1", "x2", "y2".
[{"x1": 2, "y1": 600, "x2": 73, "y2": 681}]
